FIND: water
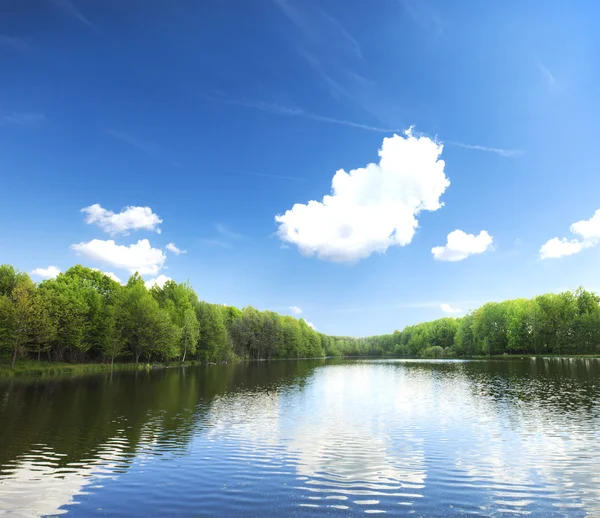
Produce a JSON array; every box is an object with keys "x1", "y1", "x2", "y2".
[{"x1": 1, "y1": 358, "x2": 599, "y2": 517}]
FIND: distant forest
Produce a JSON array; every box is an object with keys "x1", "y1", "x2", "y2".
[{"x1": 1, "y1": 264, "x2": 600, "y2": 369}]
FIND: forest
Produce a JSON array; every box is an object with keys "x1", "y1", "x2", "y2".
[{"x1": 1, "y1": 263, "x2": 600, "y2": 369}]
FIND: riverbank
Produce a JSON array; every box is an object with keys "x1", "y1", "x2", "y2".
[
  {"x1": 471, "y1": 353, "x2": 600, "y2": 360},
  {"x1": 0, "y1": 360, "x2": 204, "y2": 378}
]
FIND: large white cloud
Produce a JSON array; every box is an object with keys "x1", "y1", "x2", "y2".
[
  {"x1": 540, "y1": 209, "x2": 600, "y2": 259},
  {"x1": 432, "y1": 230, "x2": 493, "y2": 262},
  {"x1": 145, "y1": 275, "x2": 172, "y2": 289},
  {"x1": 275, "y1": 129, "x2": 449, "y2": 263},
  {"x1": 31, "y1": 265, "x2": 61, "y2": 279},
  {"x1": 70, "y1": 239, "x2": 166, "y2": 275},
  {"x1": 81, "y1": 204, "x2": 162, "y2": 235}
]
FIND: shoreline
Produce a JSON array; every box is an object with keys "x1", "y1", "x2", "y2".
[{"x1": 3, "y1": 353, "x2": 600, "y2": 378}]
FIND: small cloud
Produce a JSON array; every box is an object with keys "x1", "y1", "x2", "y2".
[
  {"x1": 71, "y1": 239, "x2": 166, "y2": 275},
  {"x1": 91, "y1": 268, "x2": 122, "y2": 284},
  {"x1": 539, "y1": 209, "x2": 600, "y2": 259},
  {"x1": 1, "y1": 112, "x2": 45, "y2": 127},
  {"x1": 145, "y1": 275, "x2": 172, "y2": 289},
  {"x1": 31, "y1": 265, "x2": 61, "y2": 279},
  {"x1": 441, "y1": 303, "x2": 463, "y2": 314},
  {"x1": 289, "y1": 305, "x2": 303, "y2": 315},
  {"x1": 432, "y1": 230, "x2": 493, "y2": 262},
  {"x1": 166, "y1": 242, "x2": 186, "y2": 255},
  {"x1": 81, "y1": 203, "x2": 162, "y2": 235},
  {"x1": 539, "y1": 238, "x2": 585, "y2": 259},
  {"x1": 306, "y1": 321, "x2": 316, "y2": 330}
]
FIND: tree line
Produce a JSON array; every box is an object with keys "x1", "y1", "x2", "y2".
[
  {"x1": 0, "y1": 264, "x2": 354, "y2": 369},
  {"x1": 364, "y1": 288, "x2": 600, "y2": 358},
  {"x1": 2, "y1": 263, "x2": 600, "y2": 369}
]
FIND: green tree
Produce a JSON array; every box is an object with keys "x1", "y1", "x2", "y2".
[
  {"x1": 180, "y1": 308, "x2": 199, "y2": 363},
  {"x1": 196, "y1": 302, "x2": 229, "y2": 362}
]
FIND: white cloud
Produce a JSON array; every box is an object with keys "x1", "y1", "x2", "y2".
[
  {"x1": 289, "y1": 305, "x2": 303, "y2": 315},
  {"x1": 166, "y1": 242, "x2": 186, "y2": 255},
  {"x1": 81, "y1": 204, "x2": 162, "y2": 235},
  {"x1": 432, "y1": 230, "x2": 493, "y2": 262},
  {"x1": 306, "y1": 321, "x2": 316, "y2": 330},
  {"x1": 91, "y1": 268, "x2": 122, "y2": 284},
  {"x1": 70, "y1": 239, "x2": 166, "y2": 275},
  {"x1": 31, "y1": 265, "x2": 61, "y2": 279},
  {"x1": 145, "y1": 275, "x2": 172, "y2": 289},
  {"x1": 275, "y1": 129, "x2": 449, "y2": 263},
  {"x1": 570, "y1": 209, "x2": 600, "y2": 240},
  {"x1": 539, "y1": 209, "x2": 600, "y2": 259},
  {"x1": 539, "y1": 238, "x2": 587, "y2": 259},
  {"x1": 441, "y1": 303, "x2": 463, "y2": 314}
]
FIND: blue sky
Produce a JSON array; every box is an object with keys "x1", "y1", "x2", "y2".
[{"x1": 2, "y1": 0, "x2": 600, "y2": 336}]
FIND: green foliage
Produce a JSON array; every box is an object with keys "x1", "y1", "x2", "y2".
[{"x1": 2, "y1": 262, "x2": 600, "y2": 369}]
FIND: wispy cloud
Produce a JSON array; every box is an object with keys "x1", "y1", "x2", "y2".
[
  {"x1": 399, "y1": 0, "x2": 444, "y2": 40},
  {"x1": 272, "y1": 0, "x2": 362, "y2": 59},
  {"x1": 536, "y1": 59, "x2": 556, "y2": 86},
  {"x1": 234, "y1": 169, "x2": 306, "y2": 182},
  {"x1": 0, "y1": 35, "x2": 29, "y2": 51},
  {"x1": 106, "y1": 129, "x2": 179, "y2": 165},
  {"x1": 200, "y1": 239, "x2": 233, "y2": 249},
  {"x1": 269, "y1": 0, "x2": 385, "y2": 119},
  {"x1": 209, "y1": 96, "x2": 401, "y2": 133},
  {"x1": 215, "y1": 224, "x2": 246, "y2": 241},
  {"x1": 200, "y1": 224, "x2": 246, "y2": 250},
  {"x1": 49, "y1": 0, "x2": 94, "y2": 28},
  {"x1": 295, "y1": 47, "x2": 353, "y2": 101},
  {"x1": 106, "y1": 129, "x2": 159, "y2": 156},
  {"x1": 166, "y1": 242, "x2": 187, "y2": 255},
  {"x1": 447, "y1": 141, "x2": 523, "y2": 158},
  {"x1": 1, "y1": 112, "x2": 45, "y2": 127},
  {"x1": 317, "y1": 9, "x2": 362, "y2": 59}
]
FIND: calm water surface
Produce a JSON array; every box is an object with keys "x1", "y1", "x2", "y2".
[{"x1": 1, "y1": 358, "x2": 599, "y2": 517}]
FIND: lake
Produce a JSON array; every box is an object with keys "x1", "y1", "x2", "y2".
[{"x1": 1, "y1": 358, "x2": 599, "y2": 517}]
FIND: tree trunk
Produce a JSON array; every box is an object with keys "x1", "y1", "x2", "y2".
[
  {"x1": 11, "y1": 344, "x2": 18, "y2": 370},
  {"x1": 37, "y1": 350, "x2": 41, "y2": 362},
  {"x1": 135, "y1": 352, "x2": 140, "y2": 364},
  {"x1": 181, "y1": 346, "x2": 187, "y2": 365},
  {"x1": 111, "y1": 355, "x2": 114, "y2": 369}
]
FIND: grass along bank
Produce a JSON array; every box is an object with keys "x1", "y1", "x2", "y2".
[{"x1": 0, "y1": 360, "x2": 205, "y2": 378}]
